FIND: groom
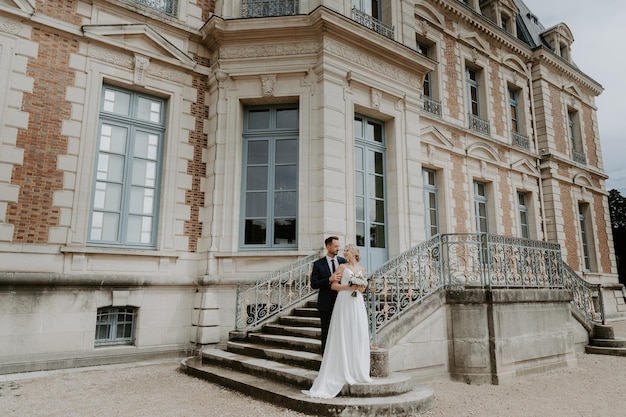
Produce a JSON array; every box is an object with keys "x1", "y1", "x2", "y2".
[{"x1": 310, "y1": 236, "x2": 346, "y2": 355}]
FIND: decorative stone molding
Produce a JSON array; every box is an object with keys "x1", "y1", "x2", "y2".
[
  {"x1": 219, "y1": 41, "x2": 320, "y2": 59},
  {"x1": 261, "y1": 75, "x2": 276, "y2": 97},
  {"x1": 0, "y1": 16, "x2": 21, "y2": 35},
  {"x1": 324, "y1": 39, "x2": 419, "y2": 87},
  {"x1": 134, "y1": 55, "x2": 150, "y2": 86},
  {"x1": 148, "y1": 62, "x2": 187, "y2": 84},
  {"x1": 371, "y1": 88, "x2": 381, "y2": 110},
  {"x1": 88, "y1": 45, "x2": 134, "y2": 69}
]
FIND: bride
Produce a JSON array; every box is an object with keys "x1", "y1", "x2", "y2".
[{"x1": 302, "y1": 243, "x2": 372, "y2": 398}]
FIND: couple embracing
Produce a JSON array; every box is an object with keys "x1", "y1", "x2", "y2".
[{"x1": 302, "y1": 236, "x2": 372, "y2": 399}]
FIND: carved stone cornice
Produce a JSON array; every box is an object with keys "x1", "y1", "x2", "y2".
[
  {"x1": 0, "y1": 16, "x2": 21, "y2": 35},
  {"x1": 88, "y1": 44, "x2": 188, "y2": 84},
  {"x1": 219, "y1": 41, "x2": 320, "y2": 60},
  {"x1": 324, "y1": 38, "x2": 421, "y2": 88}
]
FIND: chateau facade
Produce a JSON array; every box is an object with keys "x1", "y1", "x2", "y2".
[{"x1": 0, "y1": 0, "x2": 620, "y2": 372}]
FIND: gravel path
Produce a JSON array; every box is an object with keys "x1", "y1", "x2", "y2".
[{"x1": 1, "y1": 353, "x2": 625, "y2": 417}]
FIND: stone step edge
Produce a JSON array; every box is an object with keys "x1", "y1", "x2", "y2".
[
  {"x1": 584, "y1": 345, "x2": 626, "y2": 357},
  {"x1": 226, "y1": 340, "x2": 322, "y2": 370},
  {"x1": 180, "y1": 357, "x2": 435, "y2": 417},
  {"x1": 201, "y1": 348, "x2": 414, "y2": 396}
]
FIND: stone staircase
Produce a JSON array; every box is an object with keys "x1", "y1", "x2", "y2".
[
  {"x1": 180, "y1": 301, "x2": 435, "y2": 416},
  {"x1": 585, "y1": 322, "x2": 626, "y2": 357}
]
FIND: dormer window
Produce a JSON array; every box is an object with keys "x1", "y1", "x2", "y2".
[{"x1": 541, "y1": 23, "x2": 575, "y2": 63}]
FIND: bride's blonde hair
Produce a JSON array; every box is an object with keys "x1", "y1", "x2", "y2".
[{"x1": 345, "y1": 243, "x2": 361, "y2": 262}]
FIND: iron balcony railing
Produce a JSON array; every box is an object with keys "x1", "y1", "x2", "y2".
[
  {"x1": 242, "y1": 0, "x2": 299, "y2": 18},
  {"x1": 468, "y1": 113, "x2": 491, "y2": 135},
  {"x1": 562, "y1": 262, "x2": 604, "y2": 322},
  {"x1": 422, "y1": 95, "x2": 442, "y2": 117},
  {"x1": 234, "y1": 234, "x2": 605, "y2": 343},
  {"x1": 351, "y1": 8, "x2": 394, "y2": 40},
  {"x1": 511, "y1": 130, "x2": 530, "y2": 150},
  {"x1": 572, "y1": 149, "x2": 587, "y2": 165},
  {"x1": 235, "y1": 253, "x2": 318, "y2": 330},
  {"x1": 127, "y1": 0, "x2": 178, "y2": 16}
]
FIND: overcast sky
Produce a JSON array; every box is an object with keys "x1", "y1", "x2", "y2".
[{"x1": 522, "y1": 0, "x2": 626, "y2": 195}]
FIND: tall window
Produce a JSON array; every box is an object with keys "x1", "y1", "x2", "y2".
[
  {"x1": 517, "y1": 192, "x2": 529, "y2": 239},
  {"x1": 568, "y1": 109, "x2": 585, "y2": 164},
  {"x1": 89, "y1": 86, "x2": 165, "y2": 248},
  {"x1": 509, "y1": 87, "x2": 520, "y2": 133},
  {"x1": 95, "y1": 306, "x2": 136, "y2": 346},
  {"x1": 467, "y1": 68, "x2": 480, "y2": 117},
  {"x1": 423, "y1": 169, "x2": 439, "y2": 238},
  {"x1": 241, "y1": 105, "x2": 299, "y2": 248},
  {"x1": 578, "y1": 203, "x2": 594, "y2": 271},
  {"x1": 417, "y1": 41, "x2": 432, "y2": 97},
  {"x1": 474, "y1": 181, "x2": 489, "y2": 234},
  {"x1": 352, "y1": 0, "x2": 380, "y2": 19}
]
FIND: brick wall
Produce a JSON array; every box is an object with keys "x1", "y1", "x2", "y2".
[{"x1": 6, "y1": 29, "x2": 77, "y2": 243}]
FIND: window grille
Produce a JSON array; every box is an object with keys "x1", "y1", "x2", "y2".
[{"x1": 95, "y1": 306, "x2": 137, "y2": 346}]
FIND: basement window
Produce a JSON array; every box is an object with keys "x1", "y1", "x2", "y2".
[{"x1": 95, "y1": 306, "x2": 137, "y2": 346}]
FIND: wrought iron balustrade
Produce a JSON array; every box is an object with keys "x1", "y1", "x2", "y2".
[
  {"x1": 468, "y1": 113, "x2": 491, "y2": 135},
  {"x1": 127, "y1": 0, "x2": 178, "y2": 16},
  {"x1": 235, "y1": 253, "x2": 318, "y2": 331},
  {"x1": 365, "y1": 233, "x2": 602, "y2": 345},
  {"x1": 351, "y1": 8, "x2": 394, "y2": 40},
  {"x1": 242, "y1": 0, "x2": 299, "y2": 18},
  {"x1": 422, "y1": 95, "x2": 442, "y2": 116},
  {"x1": 233, "y1": 234, "x2": 604, "y2": 343},
  {"x1": 572, "y1": 149, "x2": 587, "y2": 165},
  {"x1": 562, "y1": 262, "x2": 604, "y2": 323},
  {"x1": 511, "y1": 130, "x2": 530, "y2": 150}
]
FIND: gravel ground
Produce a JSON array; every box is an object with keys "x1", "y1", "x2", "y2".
[{"x1": 1, "y1": 353, "x2": 625, "y2": 417}]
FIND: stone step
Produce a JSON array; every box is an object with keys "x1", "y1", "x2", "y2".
[
  {"x1": 291, "y1": 306, "x2": 320, "y2": 318},
  {"x1": 589, "y1": 338, "x2": 626, "y2": 348},
  {"x1": 181, "y1": 356, "x2": 434, "y2": 417},
  {"x1": 585, "y1": 345, "x2": 626, "y2": 357},
  {"x1": 226, "y1": 340, "x2": 322, "y2": 371},
  {"x1": 263, "y1": 323, "x2": 321, "y2": 339},
  {"x1": 201, "y1": 348, "x2": 414, "y2": 397},
  {"x1": 202, "y1": 348, "x2": 315, "y2": 388},
  {"x1": 278, "y1": 315, "x2": 320, "y2": 327},
  {"x1": 248, "y1": 332, "x2": 321, "y2": 354}
]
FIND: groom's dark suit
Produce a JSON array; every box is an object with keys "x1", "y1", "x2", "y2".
[{"x1": 310, "y1": 255, "x2": 346, "y2": 354}]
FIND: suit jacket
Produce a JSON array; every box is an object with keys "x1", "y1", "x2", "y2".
[{"x1": 310, "y1": 255, "x2": 346, "y2": 312}]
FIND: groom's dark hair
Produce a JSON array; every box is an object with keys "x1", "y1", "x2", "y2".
[{"x1": 324, "y1": 236, "x2": 339, "y2": 246}]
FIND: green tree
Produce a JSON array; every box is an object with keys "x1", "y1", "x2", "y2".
[{"x1": 608, "y1": 189, "x2": 626, "y2": 285}]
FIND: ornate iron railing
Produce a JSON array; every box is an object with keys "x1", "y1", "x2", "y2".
[
  {"x1": 562, "y1": 262, "x2": 604, "y2": 323},
  {"x1": 233, "y1": 234, "x2": 604, "y2": 339},
  {"x1": 235, "y1": 253, "x2": 318, "y2": 330},
  {"x1": 366, "y1": 235, "x2": 444, "y2": 344},
  {"x1": 242, "y1": 0, "x2": 299, "y2": 18},
  {"x1": 422, "y1": 95, "x2": 442, "y2": 116},
  {"x1": 128, "y1": 0, "x2": 178, "y2": 16},
  {"x1": 572, "y1": 149, "x2": 587, "y2": 165},
  {"x1": 511, "y1": 130, "x2": 530, "y2": 150},
  {"x1": 366, "y1": 233, "x2": 602, "y2": 344},
  {"x1": 351, "y1": 8, "x2": 395, "y2": 40},
  {"x1": 468, "y1": 113, "x2": 490, "y2": 135}
]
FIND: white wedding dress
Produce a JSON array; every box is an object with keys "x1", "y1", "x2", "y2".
[{"x1": 302, "y1": 268, "x2": 372, "y2": 398}]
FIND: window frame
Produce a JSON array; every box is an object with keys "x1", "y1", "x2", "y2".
[
  {"x1": 473, "y1": 181, "x2": 489, "y2": 234},
  {"x1": 423, "y1": 168, "x2": 440, "y2": 238},
  {"x1": 467, "y1": 67, "x2": 481, "y2": 117},
  {"x1": 240, "y1": 104, "x2": 299, "y2": 250},
  {"x1": 95, "y1": 306, "x2": 137, "y2": 347},
  {"x1": 578, "y1": 203, "x2": 596, "y2": 272},
  {"x1": 87, "y1": 85, "x2": 166, "y2": 249},
  {"x1": 517, "y1": 191, "x2": 530, "y2": 239}
]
